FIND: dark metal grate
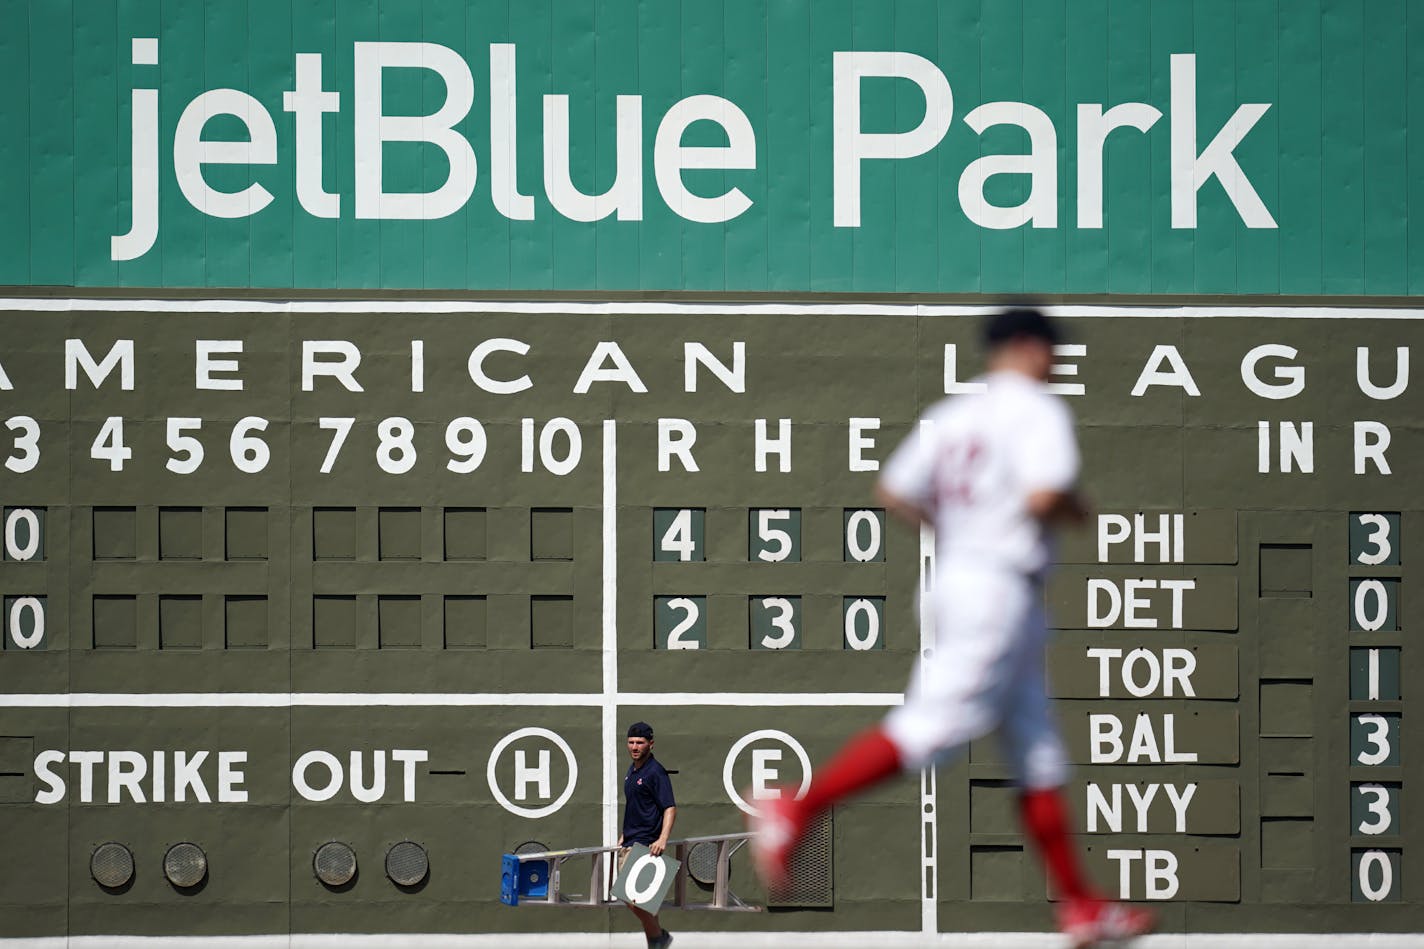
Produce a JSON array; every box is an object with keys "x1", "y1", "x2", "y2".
[
  {"x1": 385, "y1": 841, "x2": 429, "y2": 886},
  {"x1": 768, "y1": 810, "x2": 833, "y2": 908},
  {"x1": 314, "y1": 841, "x2": 357, "y2": 886},
  {"x1": 514, "y1": 840, "x2": 550, "y2": 855},
  {"x1": 91, "y1": 842, "x2": 134, "y2": 888},
  {"x1": 163, "y1": 842, "x2": 207, "y2": 888},
  {"x1": 687, "y1": 840, "x2": 720, "y2": 885}
]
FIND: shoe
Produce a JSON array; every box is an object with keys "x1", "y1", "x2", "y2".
[
  {"x1": 1057, "y1": 897, "x2": 1155, "y2": 948},
  {"x1": 647, "y1": 931, "x2": 673, "y2": 949},
  {"x1": 746, "y1": 792, "x2": 801, "y2": 893}
]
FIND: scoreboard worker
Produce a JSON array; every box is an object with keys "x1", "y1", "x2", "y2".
[
  {"x1": 750, "y1": 309, "x2": 1154, "y2": 948},
  {"x1": 619, "y1": 721, "x2": 676, "y2": 949}
]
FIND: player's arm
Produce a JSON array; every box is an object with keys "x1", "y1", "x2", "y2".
[
  {"x1": 649, "y1": 806, "x2": 676, "y2": 856},
  {"x1": 1026, "y1": 488, "x2": 1089, "y2": 525},
  {"x1": 875, "y1": 481, "x2": 931, "y2": 529}
]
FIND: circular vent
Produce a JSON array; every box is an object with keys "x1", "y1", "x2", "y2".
[
  {"x1": 385, "y1": 841, "x2": 429, "y2": 887},
  {"x1": 163, "y1": 842, "x2": 208, "y2": 888},
  {"x1": 91, "y1": 842, "x2": 134, "y2": 888},
  {"x1": 687, "y1": 841, "x2": 719, "y2": 885},
  {"x1": 514, "y1": 840, "x2": 550, "y2": 856},
  {"x1": 314, "y1": 841, "x2": 357, "y2": 887}
]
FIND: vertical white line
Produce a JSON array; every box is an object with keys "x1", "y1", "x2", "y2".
[
  {"x1": 918, "y1": 520, "x2": 938, "y2": 935},
  {"x1": 602, "y1": 420, "x2": 619, "y2": 862}
]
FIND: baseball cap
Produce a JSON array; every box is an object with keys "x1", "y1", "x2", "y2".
[
  {"x1": 626, "y1": 721, "x2": 655, "y2": 740},
  {"x1": 983, "y1": 307, "x2": 1060, "y2": 348}
]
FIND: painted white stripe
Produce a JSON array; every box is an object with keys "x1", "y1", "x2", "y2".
[
  {"x1": 601, "y1": 419, "x2": 618, "y2": 863},
  {"x1": 0, "y1": 692, "x2": 906, "y2": 709},
  {"x1": 1, "y1": 297, "x2": 1421, "y2": 320},
  {"x1": 1, "y1": 933, "x2": 1419, "y2": 949}
]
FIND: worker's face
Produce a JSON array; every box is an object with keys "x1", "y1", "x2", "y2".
[{"x1": 626, "y1": 736, "x2": 652, "y2": 763}]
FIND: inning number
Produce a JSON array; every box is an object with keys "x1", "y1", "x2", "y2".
[
  {"x1": 844, "y1": 509, "x2": 885, "y2": 563},
  {"x1": 1351, "y1": 783, "x2": 1399, "y2": 836},
  {"x1": 844, "y1": 597, "x2": 885, "y2": 650},
  {"x1": 1351, "y1": 714, "x2": 1400, "y2": 767},
  {"x1": 750, "y1": 596, "x2": 800, "y2": 650},
  {"x1": 750, "y1": 509, "x2": 800, "y2": 563},
  {"x1": 3, "y1": 508, "x2": 43, "y2": 561},
  {"x1": 653, "y1": 509, "x2": 705, "y2": 562},
  {"x1": 4, "y1": 595, "x2": 45, "y2": 649},
  {"x1": 1350, "y1": 513, "x2": 1400, "y2": 566},
  {"x1": 1353, "y1": 849, "x2": 1401, "y2": 902},
  {"x1": 1349, "y1": 579, "x2": 1399, "y2": 632},
  {"x1": 655, "y1": 596, "x2": 706, "y2": 650},
  {"x1": 4, "y1": 416, "x2": 40, "y2": 473}
]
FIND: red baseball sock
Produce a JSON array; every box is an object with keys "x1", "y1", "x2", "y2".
[
  {"x1": 1020, "y1": 787, "x2": 1094, "y2": 903},
  {"x1": 793, "y1": 727, "x2": 903, "y2": 822}
]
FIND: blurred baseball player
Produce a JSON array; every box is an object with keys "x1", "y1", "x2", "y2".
[{"x1": 750, "y1": 308, "x2": 1154, "y2": 947}]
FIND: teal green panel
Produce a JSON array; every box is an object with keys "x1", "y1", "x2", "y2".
[
  {"x1": 462, "y1": 0, "x2": 510, "y2": 290},
  {"x1": 935, "y1": 1, "x2": 979, "y2": 292},
  {"x1": 1411, "y1": 0, "x2": 1424, "y2": 294},
  {"x1": 1192, "y1": 0, "x2": 1238, "y2": 294},
  {"x1": 1275, "y1": 0, "x2": 1322, "y2": 294},
  {"x1": 723, "y1": 0, "x2": 769, "y2": 292},
  {"x1": 200, "y1": 0, "x2": 253, "y2": 288},
  {"x1": 374, "y1": 0, "x2": 425, "y2": 288},
  {"x1": 1319, "y1": 0, "x2": 1364, "y2": 293},
  {"x1": 289, "y1": 0, "x2": 339, "y2": 288},
  {"x1": 1147, "y1": 0, "x2": 1191, "y2": 293},
  {"x1": 1234, "y1": 0, "x2": 1281, "y2": 295},
  {"x1": 592, "y1": 0, "x2": 640, "y2": 290},
  {"x1": 1063, "y1": 0, "x2": 1108, "y2": 294},
  {"x1": 249, "y1": 0, "x2": 296, "y2": 289},
  {"x1": 114, "y1": 0, "x2": 163, "y2": 288},
  {"x1": 157, "y1": 0, "x2": 208, "y2": 287},
  {"x1": 549, "y1": 0, "x2": 597, "y2": 289},
  {"x1": 28, "y1": 1, "x2": 75, "y2": 285},
  {"x1": 72, "y1": 4, "x2": 119, "y2": 286},
  {"x1": 677, "y1": 0, "x2": 726, "y2": 290},
  {"x1": 0, "y1": 0, "x2": 28, "y2": 283},
  {"x1": 507, "y1": 0, "x2": 555, "y2": 290},
  {"x1": 1021, "y1": 0, "x2": 1067, "y2": 294},
  {"x1": 976, "y1": 0, "x2": 1026, "y2": 294},
  {"x1": 636, "y1": 0, "x2": 681, "y2": 288},
  {"x1": 420, "y1": 0, "x2": 472, "y2": 289},
  {"x1": 1361, "y1": 0, "x2": 1407, "y2": 294},
  {"x1": 847, "y1": 0, "x2": 895, "y2": 292},
  {"x1": 886, "y1": 0, "x2": 938, "y2": 293},
  {"x1": 807, "y1": 0, "x2": 853, "y2": 292},
  {"x1": 332, "y1": 0, "x2": 380, "y2": 288},
  {"x1": 765, "y1": 0, "x2": 811, "y2": 291},
  {"x1": 1104, "y1": 0, "x2": 1154, "y2": 295}
]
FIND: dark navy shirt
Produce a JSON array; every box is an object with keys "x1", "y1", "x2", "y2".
[{"x1": 621, "y1": 756, "x2": 676, "y2": 846}]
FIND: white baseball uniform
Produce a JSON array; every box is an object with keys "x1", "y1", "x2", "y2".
[{"x1": 880, "y1": 369, "x2": 1077, "y2": 789}]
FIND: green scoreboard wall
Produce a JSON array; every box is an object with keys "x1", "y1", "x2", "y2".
[{"x1": 0, "y1": 0, "x2": 1422, "y2": 943}]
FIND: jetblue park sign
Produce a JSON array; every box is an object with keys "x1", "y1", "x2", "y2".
[{"x1": 1, "y1": 0, "x2": 1418, "y2": 293}]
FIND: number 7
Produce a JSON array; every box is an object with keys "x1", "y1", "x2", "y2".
[{"x1": 318, "y1": 418, "x2": 354, "y2": 474}]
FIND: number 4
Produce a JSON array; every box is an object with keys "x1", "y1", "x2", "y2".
[{"x1": 91, "y1": 416, "x2": 131, "y2": 471}]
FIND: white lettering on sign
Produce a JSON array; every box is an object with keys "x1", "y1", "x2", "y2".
[
  {"x1": 1090, "y1": 713, "x2": 1198, "y2": 764},
  {"x1": 293, "y1": 749, "x2": 428, "y2": 803},
  {"x1": 488, "y1": 728, "x2": 577, "y2": 819},
  {"x1": 1086, "y1": 782, "x2": 1197, "y2": 833},
  {"x1": 1086, "y1": 647, "x2": 1197, "y2": 698},
  {"x1": 1096, "y1": 513, "x2": 1186, "y2": 563},
  {"x1": 195, "y1": 340, "x2": 244, "y2": 391},
  {"x1": 32, "y1": 749, "x2": 247, "y2": 804},
  {"x1": 1107, "y1": 848, "x2": 1180, "y2": 900},
  {"x1": 755, "y1": 418, "x2": 792, "y2": 473},
  {"x1": 1086, "y1": 579, "x2": 1195, "y2": 628},
  {"x1": 658, "y1": 419, "x2": 699, "y2": 473},
  {"x1": 514, "y1": 749, "x2": 552, "y2": 801},
  {"x1": 723, "y1": 729, "x2": 812, "y2": 816},
  {"x1": 65, "y1": 339, "x2": 134, "y2": 391},
  {"x1": 1257, "y1": 420, "x2": 1314, "y2": 473}
]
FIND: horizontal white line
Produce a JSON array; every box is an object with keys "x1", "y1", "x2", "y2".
[
  {"x1": 0, "y1": 692, "x2": 904, "y2": 709},
  {"x1": 2, "y1": 933, "x2": 1420, "y2": 949},
  {"x1": 0, "y1": 298, "x2": 1420, "y2": 320}
]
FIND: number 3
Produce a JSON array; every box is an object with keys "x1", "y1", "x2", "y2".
[
  {"x1": 1356, "y1": 514, "x2": 1392, "y2": 565},
  {"x1": 4, "y1": 416, "x2": 39, "y2": 473}
]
